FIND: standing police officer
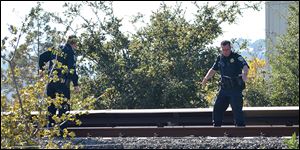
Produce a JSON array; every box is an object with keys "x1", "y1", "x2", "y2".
[
  {"x1": 201, "y1": 40, "x2": 249, "y2": 127},
  {"x1": 39, "y1": 35, "x2": 80, "y2": 134}
]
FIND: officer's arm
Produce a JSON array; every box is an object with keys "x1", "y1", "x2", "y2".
[
  {"x1": 201, "y1": 69, "x2": 216, "y2": 85},
  {"x1": 237, "y1": 55, "x2": 250, "y2": 81},
  {"x1": 204, "y1": 69, "x2": 216, "y2": 80},
  {"x1": 39, "y1": 50, "x2": 52, "y2": 71},
  {"x1": 242, "y1": 65, "x2": 249, "y2": 77},
  {"x1": 201, "y1": 56, "x2": 219, "y2": 85},
  {"x1": 241, "y1": 65, "x2": 249, "y2": 82}
]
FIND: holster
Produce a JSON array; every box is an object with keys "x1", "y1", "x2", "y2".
[{"x1": 221, "y1": 76, "x2": 245, "y2": 90}]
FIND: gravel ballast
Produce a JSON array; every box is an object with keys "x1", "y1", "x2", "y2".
[{"x1": 36, "y1": 136, "x2": 298, "y2": 149}]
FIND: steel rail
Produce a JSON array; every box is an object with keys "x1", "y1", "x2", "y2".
[
  {"x1": 65, "y1": 106, "x2": 299, "y2": 127},
  {"x1": 68, "y1": 125, "x2": 299, "y2": 137}
]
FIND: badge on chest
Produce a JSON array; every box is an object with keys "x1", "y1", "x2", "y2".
[{"x1": 230, "y1": 58, "x2": 235, "y2": 63}]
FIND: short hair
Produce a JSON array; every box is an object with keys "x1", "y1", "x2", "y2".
[
  {"x1": 221, "y1": 40, "x2": 231, "y2": 47},
  {"x1": 67, "y1": 35, "x2": 78, "y2": 45}
]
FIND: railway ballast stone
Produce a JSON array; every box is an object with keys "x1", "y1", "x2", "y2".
[{"x1": 37, "y1": 136, "x2": 298, "y2": 149}]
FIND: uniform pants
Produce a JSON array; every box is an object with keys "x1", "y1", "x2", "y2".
[
  {"x1": 212, "y1": 88, "x2": 245, "y2": 126},
  {"x1": 46, "y1": 81, "x2": 70, "y2": 134}
]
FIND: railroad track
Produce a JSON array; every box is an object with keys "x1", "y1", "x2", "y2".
[
  {"x1": 68, "y1": 125, "x2": 299, "y2": 137},
  {"x1": 3, "y1": 106, "x2": 297, "y2": 137},
  {"x1": 65, "y1": 106, "x2": 299, "y2": 137},
  {"x1": 65, "y1": 106, "x2": 299, "y2": 127}
]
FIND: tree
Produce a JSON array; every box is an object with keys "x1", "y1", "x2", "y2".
[
  {"x1": 244, "y1": 58, "x2": 271, "y2": 106},
  {"x1": 1, "y1": 2, "x2": 96, "y2": 148},
  {"x1": 58, "y1": 1, "x2": 262, "y2": 109},
  {"x1": 2, "y1": 1, "x2": 264, "y2": 147},
  {"x1": 266, "y1": 1, "x2": 299, "y2": 106}
]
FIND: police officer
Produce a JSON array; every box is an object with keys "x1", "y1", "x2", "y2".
[
  {"x1": 39, "y1": 35, "x2": 80, "y2": 134},
  {"x1": 201, "y1": 40, "x2": 249, "y2": 127}
]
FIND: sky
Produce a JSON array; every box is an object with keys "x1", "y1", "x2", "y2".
[{"x1": 1, "y1": 1, "x2": 265, "y2": 46}]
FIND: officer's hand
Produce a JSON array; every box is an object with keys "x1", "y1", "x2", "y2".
[
  {"x1": 74, "y1": 86, "x2": 80, "y2": 93},
  {"x1": 242, "y1": 74, "x2": 248, "y2": 82},
  {"x1": 39, "y1": 70, "x2": 44, "y2": 79},
  {"x1": 201, "y1": 78, "x2": 208, "y2": 86},
  {"x1": 40, "y1": 73, "x2": 44, "y2": 78}
]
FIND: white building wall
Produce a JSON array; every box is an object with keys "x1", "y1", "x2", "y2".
[{"x1": 265, "y1": 1, "x2": 292, "y2": 51}]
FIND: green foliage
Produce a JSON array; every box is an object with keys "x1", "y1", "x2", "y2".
[
  {"x1": 243, "y1": 58, "x2": 272, "y2": 106},
  {"x1": 1, "y1": 1, "x2": 266, "y2": 147},
  {"x1": 284, "y1": 132, "x2": 299, "y2": 149},
  {"x1": 66, "y1": 1, "x2": 261, "y2": 109},
  {"x1": 232, "y1": 1, "x2": 299, "y2": 107},
  {"x1": 266, "y1": 1, "x2": 299, "y2": 106},
  {"x1": 1, "y1": 3, "x2": 95, "y2": 148},
  {"x1": 1, "y1": 62, "x2": 94, "y2": 148}
]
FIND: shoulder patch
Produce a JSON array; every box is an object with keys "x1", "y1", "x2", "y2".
[{"x1": 238, "y1": 56, "x2": 244, "y2": 62}]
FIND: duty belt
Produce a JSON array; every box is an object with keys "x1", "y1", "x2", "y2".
[{"x1": 220, "y1": 75, "x2": 245, "y2": 89}]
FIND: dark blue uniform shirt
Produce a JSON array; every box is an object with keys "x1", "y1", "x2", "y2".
[
  {"x1": 212, "y1": 52, "x2": 249, "y2": 78},
  {"x1": 39, "y1": 43, "x2": 78, "y2": 86}
]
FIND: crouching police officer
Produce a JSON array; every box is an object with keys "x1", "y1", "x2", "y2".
[
  {"x1": 39, "y1": 35, "x2": 80, "y2": 135},
  {"x1": 201, "y1": 40, "x2": 249, "y2": 127}
]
